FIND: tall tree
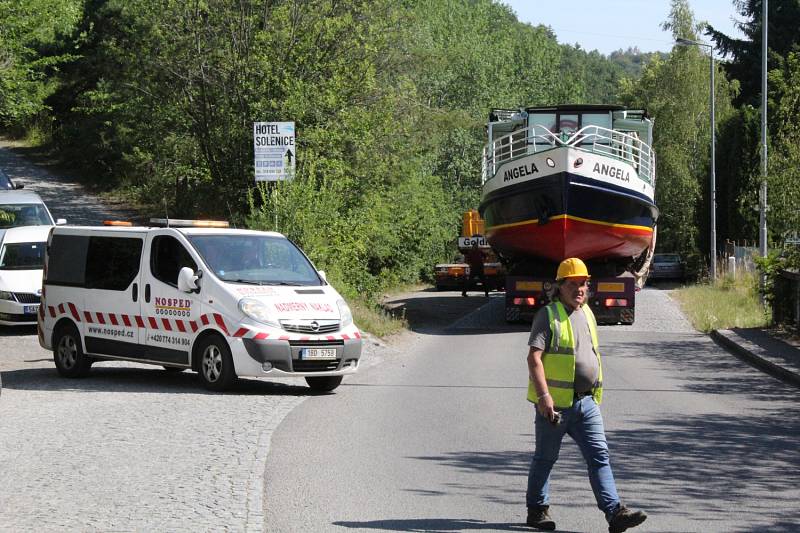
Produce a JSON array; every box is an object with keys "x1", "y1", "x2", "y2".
[{"x1": 619, "y1": 0, "x2": 737, "y2": 259}]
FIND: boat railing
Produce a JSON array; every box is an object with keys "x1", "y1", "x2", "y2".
[{"x1": 483, "y1": 124, "x2": 656, "y2": 186}]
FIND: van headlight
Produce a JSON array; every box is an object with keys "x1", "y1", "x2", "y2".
[
  {"x1": 238, "y1": 298, "x2": 279, "y2": 328},
  {"x1": 0, "y1": 291, "x2": 13, "y2": 301},
  {"x1": 337, "y1": 299, "x2": 353, "y2": 327}
]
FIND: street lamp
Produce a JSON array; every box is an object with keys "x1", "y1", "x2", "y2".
[{"x1": 676, "y1": 37, "x2": 717, "y2": 281}]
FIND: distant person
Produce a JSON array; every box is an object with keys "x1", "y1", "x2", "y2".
[
  {"x1": 462, "y1": 240, "x2": 488, "y2": 297},
  {"x1": 525, "y1": 258, "x2": 647, "y2": 532}
]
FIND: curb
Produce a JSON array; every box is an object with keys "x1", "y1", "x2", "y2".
[{"x1": 711, "y1": 330, "x2": 800, "y2": 388}]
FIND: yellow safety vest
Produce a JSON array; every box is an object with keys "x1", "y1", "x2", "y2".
[{"x1": 527, "y1": 300, "x2": 604, "y2": 408}]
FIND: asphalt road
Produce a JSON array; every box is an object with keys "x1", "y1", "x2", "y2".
[{"x1": 264, "y1": 289, "x2": 800, "y2": 533}]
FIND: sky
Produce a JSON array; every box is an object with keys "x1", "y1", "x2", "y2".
[{"x1": 503, "y1": 0, "x2": 746, "y2": 56}]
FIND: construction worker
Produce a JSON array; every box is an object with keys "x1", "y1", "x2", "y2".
[
  {"x1": 462, "y1": 240, "x2": 489, "y2": 297},
  {"x1": 525, "y1": 258, "x2": 647, "y2": 532}
]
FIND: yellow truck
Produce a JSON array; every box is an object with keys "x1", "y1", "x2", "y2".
[{"x1": 434, "y1": 211, "x2": 505, "y2": 291}]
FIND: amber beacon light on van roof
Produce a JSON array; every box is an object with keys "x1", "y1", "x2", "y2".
[{"x1": 102, "y1": 219, "x2": 230, "y2": 228}]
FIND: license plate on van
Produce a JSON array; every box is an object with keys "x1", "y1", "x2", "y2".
[
  {"x1": 300, "y1": 348, "x2": 337, "y2": 360},
  {"x1": 24, "y1": 305, "x2": 39, "y2": 315}
]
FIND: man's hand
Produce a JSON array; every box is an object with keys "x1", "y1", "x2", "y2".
[{"x1": 536, "y1": 393, "x2": 556, "y2": 421}]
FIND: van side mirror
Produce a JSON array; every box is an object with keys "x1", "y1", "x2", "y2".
[
  {"x1": 177, "y1": 266, "x2": 200, "y2": 293},
  {"x1": 14, "y1": 183, "x2": 24, "y2": 189},
  {"x1": 56, "y1": 219, "x2": 67, "y2": 225},
  {"x1": 318, "y1": 270, "x2": 327, "y2": 281}
]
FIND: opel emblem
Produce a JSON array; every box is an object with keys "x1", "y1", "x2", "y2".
[{"x1": 310, "y1": 321, "x2": 320, "y2": 332}]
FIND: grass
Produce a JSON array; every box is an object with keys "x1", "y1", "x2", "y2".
[
  {"x1": 673, "y1": 271, "x2": 769, "y2": 332},
  {"x1": 350, "y1": 296, "x2": 408, "y2": 338}
]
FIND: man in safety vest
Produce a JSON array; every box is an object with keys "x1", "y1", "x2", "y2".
[{"x1": 525, "y1": 258, "x2": 647, "y2": 532}]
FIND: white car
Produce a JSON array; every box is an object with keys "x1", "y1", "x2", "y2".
[{"x1": 0, "y1": 226, "x2": 51, "y2": 325}]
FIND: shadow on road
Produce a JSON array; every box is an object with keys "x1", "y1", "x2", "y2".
[
  {"x1": 0, "y1": 366, "x2": 315, "y2": 396},
  {"x1": 0, "y1": 325, "x2": 38, "y2": 337},
  {"x1": 332, "y1": 518, "x2": 543, "y2": 531},
  {"x1": 382, "y1": 292, "x2": 502, "y2": 334}
]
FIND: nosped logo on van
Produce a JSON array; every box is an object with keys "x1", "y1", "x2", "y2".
[{"x1": 155, "y1": 297, "x2": 192, "y2": 317}]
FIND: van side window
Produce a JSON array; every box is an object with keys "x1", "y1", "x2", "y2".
[
  {"x1": 151, "y1": 236, "x2": 197, "y2": 287},
  {"x1": 47, "y1": 234, "x2": 89, "y2": 286},
  {"x1": 85, "y1": 236, "x2": 143, "y2": 291}
]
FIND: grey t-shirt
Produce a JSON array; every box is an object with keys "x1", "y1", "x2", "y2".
[{"x1": 528, "y1": 304, "x2": 599, "y2": 394}]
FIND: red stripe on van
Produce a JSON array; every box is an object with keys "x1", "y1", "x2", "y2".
[
  {"x1": 58, "y1": 303, "x2": 65, "y2": 314},
  {"x1": 213, "y1": 314, "x2": 230, "y2": 336},
  {"x1": 83, "y1": 311, "x2": 93, "y2": 323},
  {"x1": 109, "y1": 314, "x2": 119, "y2": 326},
  {"x1": 326, "y1": 335, "x2": 336, "y2": 341},
  {"x1": 148, "y1": 317, "x2": 158, "y2": 329},
  {"x1": 300, "y1": 336, "x2": 310, "y2": 341},
  {"x1": 233, "y1": 327, "x2": 248, "y2": 337},
  {"x1": 341, "y1": 334, "x2": 350, "y2": 340},
  {"x1": 135, "y1": 315, "x2": 145, "y2": 328},
  {"x1": 253, "y1": 332, "x2": 268, "y2": 340},
  {"x1": 201, "y1": 314, "x2": 210, "y2": 326},
  {"x1": 68, "y1": 303, "x2": 80, "y2": 322},
  {"x1": 96, "y1": 313, "x2": 106, "y2": 325},
  {"x1": 161, "y1": 318, "x2": 172, "y2": 331},
  {"x1": 279, "y1": 335, "x2": 290, "y2": 341},
  {"x1": 122, "y1": 315, "x2": 132, "y2": 327},
  {"x1": 176, "y1": 320, "x2": 186, "y2": 333},
  {"x1": 189, "y1": 321, "x2": 198, "y2": 332},
  {"x1": 48, "y1": 306, "x2": 56, "y2": 318},
  {"x1": 354, "y1": 331, "x2": 361, "y2": 339}
]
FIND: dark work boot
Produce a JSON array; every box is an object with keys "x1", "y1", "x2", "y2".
[
  {"x1": 608, "y1": 504, "x2": 647, "y2": 533},
  {"x1": 526, "y1": 505, "x2": 556, "y2": 530}
]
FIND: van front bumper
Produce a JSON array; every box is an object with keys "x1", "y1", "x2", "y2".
[{"x1": 240, "y1": 336, "x2": 362, "y2": 376}]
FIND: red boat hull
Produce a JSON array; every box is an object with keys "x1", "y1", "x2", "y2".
[{"x1": 486, "y1": 214, "x2": 653, "y2": 263}]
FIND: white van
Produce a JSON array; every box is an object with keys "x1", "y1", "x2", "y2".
[{"x1": 38, "y1": 220, "x2": 362, "y2": 392}]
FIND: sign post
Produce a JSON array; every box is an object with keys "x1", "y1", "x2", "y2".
[
  {"x1": 254, "y1": 122, "x2": 295, "y2": 182},
  {"x1": 254, "y1": 122, "x2": 295, "y2": 230}
]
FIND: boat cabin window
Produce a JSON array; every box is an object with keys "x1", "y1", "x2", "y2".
[
  {"x1": 580, "y1": 112, "x2": 613, "y2": 145},
  {"x1": 558, "y1": 114, "x2": 579, "y2": 135},
  {"x1": 528, "y1": 113, "x2": 557, "y2": 148}
]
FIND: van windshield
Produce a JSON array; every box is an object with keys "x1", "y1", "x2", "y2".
[
  {"x1": 0, "y1": 241, "x2": 46, "y2": 270},
  {"x1": 188, "y1": 235, "x2": 322, "y2": 286}
]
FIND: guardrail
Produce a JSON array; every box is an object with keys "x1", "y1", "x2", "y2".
[{"x1": 482, "y1": 124, "x2": 655, "y2": 186}]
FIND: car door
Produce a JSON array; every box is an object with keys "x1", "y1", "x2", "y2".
[
  {"x1": 81, "y1": 232, "x2": 145, "y2": 357},
  {"x1": 141, "y1": 232, "x2": 201, "y2": 366}
]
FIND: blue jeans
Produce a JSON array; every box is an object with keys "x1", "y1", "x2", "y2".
[{"x1": 526, "y1": 395, "x2": 620, "y2": 520}]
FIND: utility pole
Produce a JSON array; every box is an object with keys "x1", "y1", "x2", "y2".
[
  {"x1": 759, "y1": 0, "x2": 768, "y2": 298},
  {"x1": 676, "y1": 37, "x2": 716, "y2": 281}
]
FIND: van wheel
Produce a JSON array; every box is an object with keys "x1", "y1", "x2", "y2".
[
  {"x1": 53, "y1": 324, "x2": 92, "y2": 378},
  {"x1": 197, "y1": 335, "x2": 236, "y2": 391},
  {"x1": 305, "y1": 375, "x2": 343, "y2": 392}
]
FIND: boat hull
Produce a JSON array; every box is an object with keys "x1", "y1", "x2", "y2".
[{"x1": 480, "y1": 170, "x2": 657, "y2": 263}]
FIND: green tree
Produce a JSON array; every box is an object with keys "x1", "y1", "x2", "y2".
[
  {"x1": 619, "y1": 0, "x2": 738, "y2": 258},
  {"x1": 0, "y1": 0, "x2": 81, "y2": 133}
]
